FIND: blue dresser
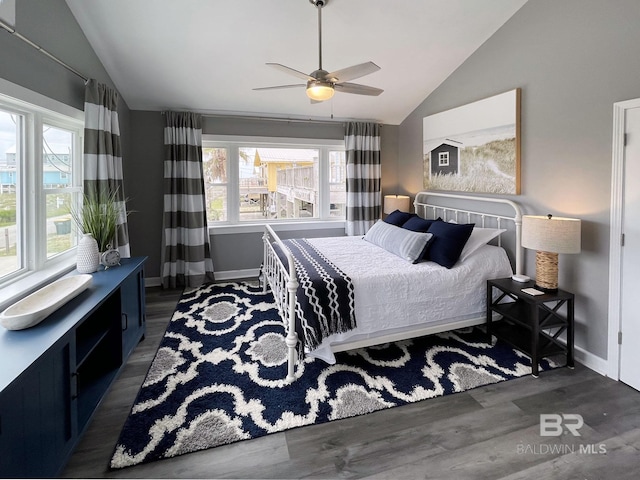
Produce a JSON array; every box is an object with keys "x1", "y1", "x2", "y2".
[{"x1": 0, "y1": 257, "x2": 147, "y2": 478}]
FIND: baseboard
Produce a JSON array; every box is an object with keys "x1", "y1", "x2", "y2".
[
  {"x1": 531, "y1": 332, "x2": 609, "y2": 378},
  {"x1": 574, "y1": 344, "x2": 608, "y2": 377},
  {"x1": 144, "y1": 268, "x2": 260, "y2": 288},
  {"x1": 145, "y1": 276, "x2": 161, "y2": 287},
  {"x1": 542, "y1": 334, "x2": 608, "y2": 377},
  {"x1": 214, "y1": 268, "x2": 260, "y2": 281}
]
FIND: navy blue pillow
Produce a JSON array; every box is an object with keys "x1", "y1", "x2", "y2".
[
  {"x1": 426, "y1": 221, "x2": 475, "y2": 268},
  {"x1": 384, "y1": 210, "x2": 416, "y2": 226},
  {"x1": 402, "y1": 216, "x2": 442, "y2": 233}
]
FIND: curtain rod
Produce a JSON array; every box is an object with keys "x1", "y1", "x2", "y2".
[
  {"x1": 203, "y1": 113, "x2": 347, "y2": 126},
  {"x1": 163, "y1": 111, "x2": 382, "y2": 126},
  {"x1": 0, "y1": 19, "x2": 89, "y2": 83}
]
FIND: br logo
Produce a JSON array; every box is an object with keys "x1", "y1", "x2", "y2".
[{"x1": 540, "y1": 414, "x2": 584, "y2": 437}]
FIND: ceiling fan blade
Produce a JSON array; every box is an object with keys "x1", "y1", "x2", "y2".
[
  {"x1": 266, "y1": 63, "x2": 314, "y2": 81},
  {"x1": 325, "y1": 61, "x2": 381, "y2": 83},
  {"x1": 253, "y1": 84, "x2": 306, "y2": 91},
  {"x1": 334, "y1": 82, "x2": 383, "y2": 96}
]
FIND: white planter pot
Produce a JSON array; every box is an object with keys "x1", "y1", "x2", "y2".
[{"x1": 76, "y1": 233, "x2": 100, "y2": 273}]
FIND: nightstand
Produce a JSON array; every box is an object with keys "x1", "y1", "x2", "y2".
[{"x1": 486, "y1": 277, "x2": 574, "y2": 377}]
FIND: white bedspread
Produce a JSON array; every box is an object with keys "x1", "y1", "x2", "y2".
[{"x1": 304, "y1": 236, "x2": 513, "y2": 363}]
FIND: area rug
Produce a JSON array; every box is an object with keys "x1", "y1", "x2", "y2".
[{"x1": 110, "y1": 281, "x2": 556, "y2": 469}]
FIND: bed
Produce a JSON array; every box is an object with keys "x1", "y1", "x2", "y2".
[{"x1": 261, "y1": 191, "x2": 523, "y2": 382}]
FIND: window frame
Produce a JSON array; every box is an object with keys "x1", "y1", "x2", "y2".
[
  {"x1": 438, "y1": 151, "x2": 450, "y2": 166},
  {"x1": 0, "y1": 78, "x2": 84, "y2": 309},
  {"x1": 203, "y1": 135, "x2": 346, "y2": 233}
]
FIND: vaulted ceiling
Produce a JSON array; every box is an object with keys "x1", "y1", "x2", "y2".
[{"x1": 65, "y1": 0, "x2": 528, "y2": 125}]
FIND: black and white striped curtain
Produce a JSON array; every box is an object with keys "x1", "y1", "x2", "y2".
[
  {"x1": 344, "y1": 122, "x2": 381, "y2": 236},
  {"x1": 83, "y1": 79, "x2": 130, "y2": 256},
  {"x1": 161, "y1": 112, "x2": 215, "y2": 288}
]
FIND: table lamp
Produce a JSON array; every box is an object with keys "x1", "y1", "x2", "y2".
[
  {"x1": 521, "y1": 214, "x2": 581, "y2": 292},
  {"x1": 383, "y1": 194, "x2": 411, "y2": 214}
]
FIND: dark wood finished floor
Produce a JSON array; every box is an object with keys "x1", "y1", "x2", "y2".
[{"x1": 61, "y1": 285, "x2": 640, "y2": 480}]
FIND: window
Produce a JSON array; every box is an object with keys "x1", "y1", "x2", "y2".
[
  {"x1": 202, "y1": 137, "x2": 345, "y2": 224},
  {"x1": 0, "y1": 87, "x2": 83, "y2": 285},
  {"x1": 439, "y1": 151, "x2": 450, "y2": 166}
]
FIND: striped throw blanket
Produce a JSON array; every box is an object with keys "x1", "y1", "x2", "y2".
[{"x1": 276, "y1": 239, "x2": 357, "y2": 353}]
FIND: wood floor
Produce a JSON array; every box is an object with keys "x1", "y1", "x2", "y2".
[{"x1": 61, "y1": 285, "x2": 640, "y2": 480}]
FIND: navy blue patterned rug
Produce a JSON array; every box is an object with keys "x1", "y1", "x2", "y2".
[{"x1": 110, "y1": 281, "x2": 556, "y2": 469}]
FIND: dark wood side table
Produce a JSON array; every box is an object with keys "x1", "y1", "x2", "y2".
[{"x1": 486, "y1": 277, "x2": 575, "y2": 377}]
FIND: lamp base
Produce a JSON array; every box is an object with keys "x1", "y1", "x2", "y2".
[
  {"x1": 533, "y1": 283, "x2": 558, "y2": 294},
  {"x1": 534, "y1": 250, "x2": 559, "y2": 292}
]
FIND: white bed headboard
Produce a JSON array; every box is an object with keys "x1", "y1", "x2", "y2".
[{"x1": 413, "y1": 191, "x2": 523, "y2": 275}]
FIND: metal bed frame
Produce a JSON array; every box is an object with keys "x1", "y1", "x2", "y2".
[{"x1": 261, "y1": 191, "x2": 523, "y2": 382}]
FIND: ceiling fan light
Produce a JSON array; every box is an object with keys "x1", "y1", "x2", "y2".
[{"x1": 306, "y1": 82, "x2": 334, "y2": 101}]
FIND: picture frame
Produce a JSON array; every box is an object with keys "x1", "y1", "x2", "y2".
[
  {"x1": 423, "y1": 88, "x2": 521, "y2": 194},
  {"x1": 0, "y1": 0, "x2": 16, "y2": 26}
]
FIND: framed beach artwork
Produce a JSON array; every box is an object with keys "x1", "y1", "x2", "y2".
[{"x1": 423, "y1": 88, "x2": 521, "y2": 194}]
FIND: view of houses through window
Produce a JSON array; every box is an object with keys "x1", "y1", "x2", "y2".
[
  {"x1": 202, "y1": 140, "x2": 346, "y2": 224},
  {"x1": 42, "y1": 124, "x2": 80, "y2": 259}
]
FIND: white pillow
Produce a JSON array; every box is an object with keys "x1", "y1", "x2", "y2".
[
  {"x1": 458, "y1": 227, "x2": 506, "y2": 262},
  {"x1": 364, "y1": 220, "x2": 433, "y2": 263}
]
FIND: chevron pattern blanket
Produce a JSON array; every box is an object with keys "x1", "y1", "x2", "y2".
[{"x1": 278, "y1": 238, "x2": 357, "y2": 352}]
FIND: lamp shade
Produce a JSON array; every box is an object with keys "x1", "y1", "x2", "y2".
[
  {"x1": 522, "y1": 215, "x2": 581, "y2": 254},
  {"x1": 384, "y1": 195, "x2": 411, "y2": 214}
]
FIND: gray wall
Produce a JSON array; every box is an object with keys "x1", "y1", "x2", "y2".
[{"x1": 398, "y1": 0, "x2": 640, "y2": 361}]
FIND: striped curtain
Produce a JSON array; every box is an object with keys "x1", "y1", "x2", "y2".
[
  {"x1": 83, "y1": 79, "x2": 130, "y2": 256},
  {"x1": 344, "y1": 122, "x2": 382, "y2": 236},
  {"x1": 161, "y1": 112, "x2": 215, "y2": 288}
]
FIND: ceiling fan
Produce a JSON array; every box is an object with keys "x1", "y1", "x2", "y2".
[{"x1": 253, "y1": 0, "x2": 383, "y2": 102}]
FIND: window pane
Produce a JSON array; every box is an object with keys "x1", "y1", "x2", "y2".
[
  {"x1": 206, "y1": 185, "x2": 227, "y2": 222},
  {"x1": 0, "y1": 109, "x2": 20, "y2": 278},
  {"x1": 43, "y1": 124, "x2": 77, "y2": 259},
  {"x1": 245, "y1": 147, "x2": 319, "y2": 221},
  {"x1": 329, "y1": 150, "x2": 346, "y2": 218},
  {"x1": 203, "y1": 147, "x2": 227, "y2": 222},
  {"x1": 42, "y1": 125, "x2": 72, "y2": 187},
  {"x1": 46, "y1": 192, "x2": 75, "y2": 258}
]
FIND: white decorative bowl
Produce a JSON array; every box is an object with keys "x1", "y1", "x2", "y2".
[{"x1": 0, "y1": 274, "x2": 93, "y2": 331}]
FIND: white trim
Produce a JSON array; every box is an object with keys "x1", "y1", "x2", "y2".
[
  {"x1": 607, "y1": 97, "x2": 640, "y2": 379},
  {"x1": 0, "y1": 76, "x2": 83, "y2": 120},
  {"x1": 209, "y1": 220, "x2": 346, "y2": 235},
  {"x1": 574, "y1": 345, "x2": 608, "y2": 377},
  {"x1": 438, "y1": 151, "x2": 450, "y2": 166},
  {"x1": 213, "y1": 268, "x2": 260, "y2": 281},
  {"x1": 145, "y1": 276, "x2": 162, "y2": 288},
  {"x1": 144, "y1": 268, "x2": 260, "y2": 288},
  {"x1": 202, "y1": 135, "x2": 345, "y2": 225}
]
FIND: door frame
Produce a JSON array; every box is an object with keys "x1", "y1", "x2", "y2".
[{"x1": 607, "y1": 98, "x2": 640, "y2": 379}]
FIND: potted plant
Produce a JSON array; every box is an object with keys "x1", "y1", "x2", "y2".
[
  {"x1": 70, "y1": 189, "x2": 121, "y2": 252},
  {"x1": 69, "y1": 189, "x2": 123, "y2": 273}
]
